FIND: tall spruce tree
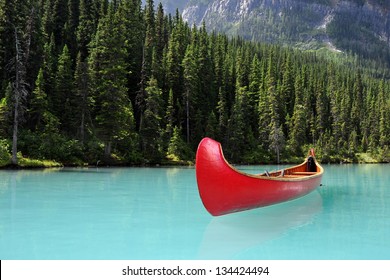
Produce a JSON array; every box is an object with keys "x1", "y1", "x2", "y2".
[
  {"x1": 227, "y1": 86, "x2": 249, "y2": 161},
  {"x1": 8, "y1": 1, "x2": 37, "y2": 165},
  {"x1": 182, "y1": 43, "x2": 198, "y2": 143},
  {"x1": 288, "y1": 68, "x2": 307, "y2": 155},
  {"x1": 74, "y1": 51, "x2": 90, "y2": 142},
  {"x1": 163, "y1": 88, "x2": 175, "y2": 146},
  {"x1": 139, "y1": 77, "x2": 164, "y2": 162},
  {"x1": 378, "y1": 80, "x2": 390, "y2": 148},
  {"x1": 152, "y1": 2, "x2": 166, "y2": 83},
  {"x1": 216, "y1": 87, "x2": 228, "y2": 142},
  {"x1": 55, "y1": 44, "x2": 74, "y2": 133},
  {"x1": 0, "y1": 84, "x2": 12, "y2": 139},
  {"x1": 77, "y1": 0, "x2": 96, "y2": 60},
  {"x1": 88, "y1": 4, "x2": 134, "y2": 159},
  {"x1": 29, "y1": 68, "x2": 48, "y2": 131},
  {"x1": 0, "y1": 0, "x2": 7, "y2": 90},
  {"x1": 52, "y1": 0, "x2": 68, "y2": 49},
  {"x1": 64, "y1": 0, "x2": 79, "y2": 59}
]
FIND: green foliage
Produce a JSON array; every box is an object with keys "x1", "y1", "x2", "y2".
[
  {"x1": 17, "y1": 151, "x2": 62, "y2": 168},
  {"x1": 55, "y1": 45, "x2": 75, "y2": 132},
  {"x1": 0, "y1": 139, "x2": 11, "y2": 166},
  {"x1": 167, "y1": 126, "x2": 194, "y2": 162},
  {"x1": 17, "y1": 157, "x2": 62, "y2": 168},
  {"x1": 19, "y1": 128, "x2": 83, "y2": 163},
  {"x1": 0, "y1": 93, "x2": 11, "y2": 137},
  {"x1": 89, "y1": 5, "x2": 136, "y2": 160},
  {"x1": 1, "y1": 0, "x2": 390, "y2": 167},
  {"x1": 140, "y1": 77, "x2": 164, "y2": 163}
]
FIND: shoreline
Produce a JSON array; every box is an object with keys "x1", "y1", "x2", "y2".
[{"x1": 1, "y1": 158, "x2": 389, "y2": 170}]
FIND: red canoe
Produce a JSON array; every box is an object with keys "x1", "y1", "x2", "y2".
[{"x1": 195, "y1": 137, "x2": 324, "y2": 216}]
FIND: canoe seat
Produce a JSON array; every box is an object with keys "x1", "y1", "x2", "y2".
[
  {"x1": 283, "y1": 175, "x2": 306, "y2": 178},
  {"x1": 291, "y1": 171, "x2": 317, "y2": 175}
]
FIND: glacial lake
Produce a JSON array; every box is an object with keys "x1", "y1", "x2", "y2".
[{"x1": 0, "y1": 164, "x2": 389, "y2": 259}]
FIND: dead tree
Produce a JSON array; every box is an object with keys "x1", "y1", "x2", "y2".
[
  {"x1": 10, "y1": 26, "x2": 28, "y2": 165},
  {"x1": 10, "y1": 8, "x2": 33, "y2": 165}
]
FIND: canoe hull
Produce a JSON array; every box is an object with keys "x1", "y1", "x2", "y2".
[{"x1": 195, "y1": 138, "x2": 324, "y2": 216}]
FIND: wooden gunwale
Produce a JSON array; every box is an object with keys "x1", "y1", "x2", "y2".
[{"x1": 217, "y1": 142, "x2": 323, "y2": 181}]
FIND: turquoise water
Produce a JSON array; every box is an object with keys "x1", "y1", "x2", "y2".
[{"x1": 0, "y1": 164, "x2": 389, "y2": 260}]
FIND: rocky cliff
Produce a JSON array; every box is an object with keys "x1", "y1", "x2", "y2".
[{"x1": 181, "y1": 0, "x2": 390, "y2": 59}]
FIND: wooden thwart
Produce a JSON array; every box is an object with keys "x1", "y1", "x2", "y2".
[{"x1": 291, "y1": 171, "x2": 317, "y2": 175}]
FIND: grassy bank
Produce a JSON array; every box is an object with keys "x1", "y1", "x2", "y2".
[{"x1": 0, "y1": 157, "x2": 62, "y2": 168}]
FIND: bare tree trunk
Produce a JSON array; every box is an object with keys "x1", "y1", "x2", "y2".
[
  {"x1": 10, "y1": 9, "x2": 34, "y2": 166},
  {"x1": 11, "y1": 27, "x2": 22, "y2": 165},
  {"x1": 80, "y1": 106, "x2": 85, "y2": 142},
  {"x1": 104, "y1": 140, "x2": 112, "y2": 159},
  {"x1": 11, "y1": 93, "x2": 19, "y2": 165},
  {"x1": 79, "y1": 61, "x2": 88, "y2": 143},
  {"x1": 186, "y1": 89, "x2": 190, "y2": 144}
]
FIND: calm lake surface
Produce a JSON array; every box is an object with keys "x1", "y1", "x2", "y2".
[{"x1": 0, "y1": 164, "x2": 389, "y2": 260}]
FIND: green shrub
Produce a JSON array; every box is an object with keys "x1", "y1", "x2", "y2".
[{"x1": 0, "y1": 139, "x2": 11, "y2": 166}]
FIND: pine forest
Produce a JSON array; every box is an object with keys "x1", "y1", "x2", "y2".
[{"x1": 1, "y1": 0, "x2": 390, "y2": 167}]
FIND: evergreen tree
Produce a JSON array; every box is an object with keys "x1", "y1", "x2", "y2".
[
  {"x1": 216, "y1": 87, "x2": 228, "y2": 142},
  {"x1": 0, "y1": 0, "x2": 7, "y2": 89},
  {"x1": 77, "y1": 0, "x2": 96, "y2": 60},
  {"x1": 267, "y1": 51, "x2": 285, "y2": 159},
  {"x1": 249, "y1": 54, "x2": 261, "y2": 98},
  {"x1": 167, "y1": 125, "x2": 192, "y2": 162},
  {"x1": 117, "y1": 0, "x2": 144, "y2": 122},
  {"x1": 29, "y1": 68, "x2": 48, "y2": 131},
  {"x1": 258, "y1": 85, "x2": 271, "y2": 150},
  {"x1": 152, "y1": 2, "x2": 166, "y2": 83},
  {"x1": 0, "y1": 84, "x2": 12, "y2": 138},
  {"x1": 140, "y1": 0, "x2": 155, "y2": 84},
  {"x1": 364, "y1": 88, "x2": 379, "y2": 152},
  {"x1": 139, "y1": 77, "x2": 164, "y2": 162},
  {"x1": 288, "y1": 68, "x2": 307, "y2": 155},
  {"x1": 197, "y1": 22, "x2": 215, "y2": 116},
  {"x1": 280, "y1": 52, "x2": 295, "y2": 119},
  {"x1": 315, "y1": 80, "x2": 329, "y2": 137},
  {"x1": 339, "y1": 82, "x2": 351, "y2": 151},
  {"x1": 350, "y1": 71, "x2": 364, "y2": 138},
  {"x1": 136, "y1": 0, "x2": 156, "y2": 129},
  {"x1": 8, "y1": 3, "x2": 37, "y2": 165},
  {"x1": 182, "y1": 43, "x2": 198, "y2": 143},
  {"x1": 42, "y1": 0, "x2": 55, "y2": 38},
  {"x1": 205, "y1": 111, "x2": 218, "y2": 139},
  {"x1": 54, "y1": 44, "x2": 74, "y2": 133},
  {"x1": 162, "y1": 88, "x2": 175, "y2": 146},
  {"x1": 88, "y1": 5, "x2": 134, "y2": 159},
  {"x1": 52, "y1": 0, "x2": 68, "y2": 49},
  {"x1": 212, "y1": 33, "x2": 228, "y2": 94},
  {"x1": 222, "y1": 44, "x2": 236, "y2": 112},
  {"x1": 378, "y1": 80, "x2": 390, "y2": 147},
  {"x1": 165, "y1": 23, "x2": 185, "y2": 108},
  {"x1": 64, "y1": 0, "x2": 80, "y2": 59},
  {"x1": 227, "y1": 86, "x2": 248, "y2": 161},
  {"x1": 269, "y1": 123, "x2": 285, "y2": 163},
  {"x1": 74, "y1": 51, "x2": 90, "y2": 142}
]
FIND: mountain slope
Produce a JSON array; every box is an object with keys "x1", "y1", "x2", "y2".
[
  {"x1": 154, "y1": 0, "x2": 189, "y2": 14},
  {"x1": 181, "y1": 0, "x2": 390, "y2": 62}
]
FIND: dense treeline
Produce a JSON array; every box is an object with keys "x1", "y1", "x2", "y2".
[{"x1": 0, "y1": 0, "x2": 390, "y2": 166}]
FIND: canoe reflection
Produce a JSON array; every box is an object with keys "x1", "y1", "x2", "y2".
[{"x1": 198, "y1": 191, "x2": 322, "y2": 259}]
